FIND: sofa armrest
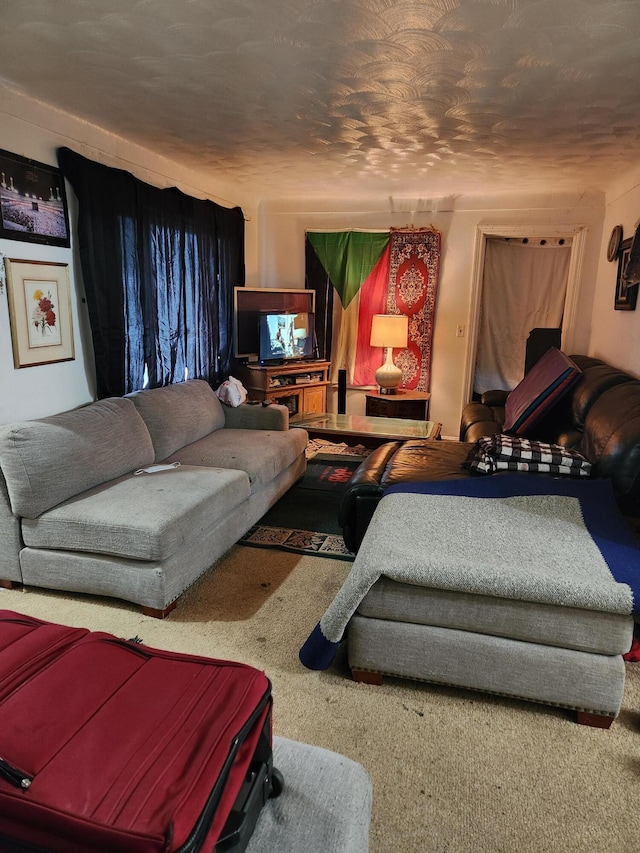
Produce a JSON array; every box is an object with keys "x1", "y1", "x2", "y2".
[
  {"x1": 480, "y1": 389, "x2": 509, "y2": 407},
  {"x1": 338, "y1": 442, "x2": 402, "y2": 529},
  {"x1": 459, "y1": 398, "x2": 505, "y2": 441},
  {"x1": 222, "y1": 402, "x2": 289, "y2": 431}
]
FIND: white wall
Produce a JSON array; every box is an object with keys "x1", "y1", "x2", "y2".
[
  {"x1": 0, "y1": 85, "x2": 256, "y2": 424},
  {"x1": 254, "y1": 194, "x2": 605, "y2": 436},
  {"x1": 7, "y1": 85, "x2": 638, "y2": 434},
  {"x1": 588, "y1": 166, "x2": 640, "y2": 378}
]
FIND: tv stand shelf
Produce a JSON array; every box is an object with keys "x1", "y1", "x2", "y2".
[{"x1": 238, "y1": 361, "x2": 331, "y2": 416}]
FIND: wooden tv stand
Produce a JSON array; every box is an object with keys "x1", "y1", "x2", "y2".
[{"x1": 237, "y1": 360, "x2": 330, "y2": 416}]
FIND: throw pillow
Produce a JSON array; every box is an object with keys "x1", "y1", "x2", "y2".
[
  {"x1": 503, "y1": 348, "x2": 582, "y2": 436},
  {"x1": 464, "y1": 434, "x2": 592, "y2": 478}
]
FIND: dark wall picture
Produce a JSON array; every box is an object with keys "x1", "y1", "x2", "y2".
[
  {"x1": 615, "y1": 237, "x2": 638, "y2": 311},
  {"x1": 0, "y1": 149, "x2": 70, "y2": 247}
]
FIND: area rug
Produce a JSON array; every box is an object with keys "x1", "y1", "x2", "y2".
[
  {"x1": 306, "y1": 438, "x2": 371, "y2": 459},
  {"x1": 239, "y1": 452, "x2": 358, "y2": 559},
  {"x1": 239, "y1": 524, "x2": 354, "y2": 560}
]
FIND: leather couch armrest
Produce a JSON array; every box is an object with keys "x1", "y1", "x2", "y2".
[
  {"x1": 337, "y1": 442, "x2": 402, "y2": 527},
  {"x1": 459, "y1": 399, "x2": 505, "y2": 441},
  {"x1": 480, "y1": 389, "x2": 509, "y2": 407}
]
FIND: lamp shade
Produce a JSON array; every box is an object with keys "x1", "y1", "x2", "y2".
[{"x1": 370, "y1": 314, "x2": 408, "y2": 348}]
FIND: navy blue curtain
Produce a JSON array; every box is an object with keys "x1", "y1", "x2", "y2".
[
  {"x1": 305, "y1": 237, "x2": 333, "y2": 361},
  {"x1": 58, "y1": 147, "x2": 244, "y2": 398}
]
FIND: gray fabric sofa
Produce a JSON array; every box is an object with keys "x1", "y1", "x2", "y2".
[{"x1": 0, "y1": 380, "x2": 307, "y2": 617}]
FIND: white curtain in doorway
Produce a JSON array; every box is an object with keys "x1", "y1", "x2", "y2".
[{"x1": 474, "y1": 238, "x2": 572, "y2": 394}]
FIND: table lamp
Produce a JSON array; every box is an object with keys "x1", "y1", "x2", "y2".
[{"x1": 370, "y1": 313, "x2": 408, "y2": 394}]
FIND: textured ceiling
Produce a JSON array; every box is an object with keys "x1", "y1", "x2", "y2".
[{"x1": 1, "y1": 0, "x2": 640, "y2": 200}]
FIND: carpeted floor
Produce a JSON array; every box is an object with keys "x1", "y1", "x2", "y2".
[{"x1": 3, "y1": 548, "x2": 640, "y2": 853}]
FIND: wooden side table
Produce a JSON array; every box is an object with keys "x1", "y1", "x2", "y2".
[{"x1": 365, "y1": 389, "x2": 431, "y2": 421}]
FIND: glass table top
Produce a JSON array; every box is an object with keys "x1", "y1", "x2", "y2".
[{"x1": 289, "y1": 412, "x2": 441, "y2": 440}]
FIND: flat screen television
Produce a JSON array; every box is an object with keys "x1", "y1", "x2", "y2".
[
  {"x1": 234, "y1": 287, "x2": 315, "y2": 361},
  {"x1": 259, "y1": 312, "x2": 314, "y2": 362}
]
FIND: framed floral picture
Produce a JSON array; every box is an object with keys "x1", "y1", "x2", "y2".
[
  {"x1": 0, "y1": 149, "x2": 70, "y2": 247},
  {"x1": 4, "y1": 258, "x2": 75, "y2": 368}
]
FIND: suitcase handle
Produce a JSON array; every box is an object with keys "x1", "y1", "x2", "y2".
[{"x1": 0, "y1": 756, "x2": 32, "y2": 790}]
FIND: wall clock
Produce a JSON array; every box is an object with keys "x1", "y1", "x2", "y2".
[{"x1": 607, "y1": 225, "x2": 623, "y2": 262}]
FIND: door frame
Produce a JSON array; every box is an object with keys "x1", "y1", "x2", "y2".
[{"x1": 461, "y1": 223, "x2": 588, "y2": 401}]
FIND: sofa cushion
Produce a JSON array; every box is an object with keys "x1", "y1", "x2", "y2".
[
  {"x1": 128, "y1": 380, "x2": 226, "y2": 461},
  {"x1": 21, "y1": 465, "x2": 250, "y2": 561},
  {"x1": 162, "y1": 428, "x2": 308, "y2": 491},
  {"x1": 503, "y1": 348, "x2": 582, "y2": 436},
  {"x1": 357, "y1": 576, "x2": 632, "y2": 655},
  {"x1": 465, "y1": 434, "x2": 592, "y2": 477},
  {"x1": 0, "y1": 399, "x2": 155, "y2": 519}
]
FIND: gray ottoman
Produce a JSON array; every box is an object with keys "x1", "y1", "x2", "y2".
[
  {"x1": 247, "y1": 737, "x2": 373, "y2": 852},
  {"x1": 345, "y1": 486, "x2": 636, "y2": 728}
]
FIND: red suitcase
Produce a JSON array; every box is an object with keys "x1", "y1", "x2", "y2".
[{"x1": 0, "y1": 611, "x2": 282, "y2": 853}]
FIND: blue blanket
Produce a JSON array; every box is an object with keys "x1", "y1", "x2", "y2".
[{"x1": 299, "y1": 475, "x2": 640, "y2": 670}]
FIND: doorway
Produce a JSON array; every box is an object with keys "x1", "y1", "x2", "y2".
[
  {"x1": 473, "y1": 236, "x2": 572, "y2": 394},
  {"x1": 463, "y1": 224, "x2": 587, "y2": 401}
]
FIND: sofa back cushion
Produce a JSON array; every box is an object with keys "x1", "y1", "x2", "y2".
[
  {"x1": 568, "y1": 362, "x2": 635, "y2": 430},
  {"x1": 0, "y1": 398, "x2": 155, "y2": 519},
  {"x1": 503, "y1": 348, "x2": 582, "y2": 436},
  {"x1": 581, "y1": 381, "x2": 640, "y2": 505},
  {"x1": 128, "y1": 380, "x2": 226, "y2": 461}
]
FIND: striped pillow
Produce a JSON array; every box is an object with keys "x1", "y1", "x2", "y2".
[{"x1": 503, "y1": 348, "x2": 582, "y2": 436}]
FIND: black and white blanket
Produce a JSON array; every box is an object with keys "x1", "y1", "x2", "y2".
[{"x1": 299, "y1": 475, "x2": 640, "y2": 670}]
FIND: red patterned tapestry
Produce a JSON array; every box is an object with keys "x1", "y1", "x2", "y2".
[{"x1": 385, "y1": 229, "x2": 441, "y2": 392}]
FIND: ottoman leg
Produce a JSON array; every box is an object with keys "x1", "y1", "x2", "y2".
[
  {"x1": 576, "y1": 711, "x2": 614, "y2": 729},
  {"x1": 351, "y1": 669, "x2": 384, "y2": 685}
]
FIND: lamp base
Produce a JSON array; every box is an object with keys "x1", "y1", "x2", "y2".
[
  {"x1": 378, "y1": 386, "x2": 399, "y2": 395},
  {"x1": 375, "y1": 355, "x2": 402, "y2": 394}
]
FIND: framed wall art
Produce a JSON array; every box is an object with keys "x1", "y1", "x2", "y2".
[
  {"x1": 4, "y1": 258, "x2": 75, "y2": 368},
  {"x1": 614, "y1": 237, "x2": 638, "y2": 311},
  {"x1": 0, "y1": 149, "x2": 70, "y2": 247}
]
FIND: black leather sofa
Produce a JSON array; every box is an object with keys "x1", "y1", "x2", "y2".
[{"x1": 339, "y1": 355, "x2": 640, "y2": 552}]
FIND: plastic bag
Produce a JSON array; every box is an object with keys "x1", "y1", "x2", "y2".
[{"x1": 215, "y1": 376, "x2": 248, "y2": 407}]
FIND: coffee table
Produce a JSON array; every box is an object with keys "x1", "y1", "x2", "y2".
[{"x1": 289, "y1": 412, "x2": 441, "y2": 448}]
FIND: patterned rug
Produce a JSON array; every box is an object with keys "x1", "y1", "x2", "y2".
[
  {"x1": 239, "y1": 524, "x2": 354, "y2": 560},
  {"x1": 239, "y1": 444, "x2": 361, "y2": 560}
]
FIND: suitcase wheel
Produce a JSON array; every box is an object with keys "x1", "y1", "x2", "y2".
[{"x1": 270, "y1": 767, "x2": 284, "y2": 799}]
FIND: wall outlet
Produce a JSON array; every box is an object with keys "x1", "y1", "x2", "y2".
[{"x1": 456, "y1": 324, "x2": 465, "y2": 338}]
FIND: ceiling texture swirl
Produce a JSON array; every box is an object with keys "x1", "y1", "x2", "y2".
[{"x1": 1, "y1": 0, "x2": 640, "y2": 199}]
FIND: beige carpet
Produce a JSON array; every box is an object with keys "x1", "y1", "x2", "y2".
[{"x1": 3, "y1": 546, "x2": 640, "y2": 853}]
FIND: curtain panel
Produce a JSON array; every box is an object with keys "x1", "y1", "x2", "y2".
[
  {"x1": 474, "y1": 239, "x2": 571, "y2": 394},
  {"x1": 58, "y1": 147, "x2": 244, "y2": 398}
]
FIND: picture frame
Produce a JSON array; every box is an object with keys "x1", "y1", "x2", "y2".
[
  {"x1": 0, "y1": 148, "x2": 70, "y2": 247},
  {"x1": 4, "y1": 258, "x2": 75, "y2": 368},
  {"x1": 614, "y1": 237, "x2": 638, "y2": 311}
]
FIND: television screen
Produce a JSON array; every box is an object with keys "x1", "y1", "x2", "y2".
[
  {"x1": 259, "y1": 312, "x2": 314, "y2": 362},
  {"x1": 234, "y1": 287, "x2": 315, "y2": 360}
]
